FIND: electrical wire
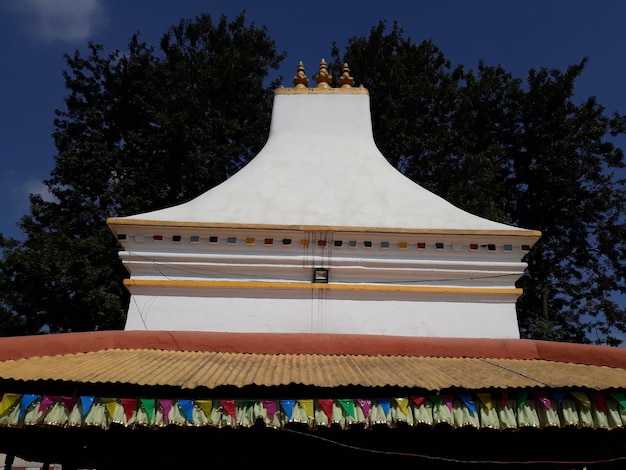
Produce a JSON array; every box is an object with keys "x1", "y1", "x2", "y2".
[{"x1": 283, "y1": 427, "x2": 626, "y2": 466}]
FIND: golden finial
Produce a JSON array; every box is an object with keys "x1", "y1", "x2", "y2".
[
  {"x1": 292, "y1": 61, "x2": 309, "y2": 88},
  {"x1": 314, "y1": 59, "x2": 332, "y2": 88},
  {"x1": 337, "y1": 63, "x2": 355, "y2": 88}
]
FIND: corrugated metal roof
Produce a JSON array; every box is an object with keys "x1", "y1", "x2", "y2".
[{"x1": 2, "y1": 348, "x2": 625, "y2": 391}]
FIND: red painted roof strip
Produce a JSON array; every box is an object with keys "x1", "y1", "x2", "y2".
[{"x1": 0, "y1": 330, "x2": 624, "y2": 369}]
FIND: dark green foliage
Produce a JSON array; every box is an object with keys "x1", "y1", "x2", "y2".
[
  {"x1": 332, "y1": 22, "x2": 626, "y2": 345},
  {"x1": 512, "y1": 63, "x2": 626, "y2": 344},
  {"x1": 0, "y1": 12, "x2": 285, "y2": 334}
]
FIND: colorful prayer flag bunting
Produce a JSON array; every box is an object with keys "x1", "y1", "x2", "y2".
[{"x1": 1, "y1": 389, "x2": 625, "y2": 431}]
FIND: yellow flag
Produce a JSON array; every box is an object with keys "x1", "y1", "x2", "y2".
[
  {"x1": 0, "y1": 393, "x2": 21, "y2": 416},
  {"x1": 476, "y1": 393, "x2": 492, "y2": 410},
  {"x1": 298, "y1": 399, "x2": 314, "y2": 419},
  {"x1": 395, "y1": 397, "x2": 409, "y2": 416},
  {"x1": 196, "y1": 400, "x2": 213, "y2": 418},
  {"x1": 101, "y1": 398, "x2": 118, "y2": 417},
  {"x1": 571, "y1": 392, "x2": 591, "y2": 409}
]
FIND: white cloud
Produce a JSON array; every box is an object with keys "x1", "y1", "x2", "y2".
[
  {"x1": 0, "y1": 175, "x2": 56, "y2": 238},
  {"x1": 9, "y1": 0, "x2": 106, "y2": 42},
  {"x1": 22, "y1": 179, "x2": 56, "y2": 203}
]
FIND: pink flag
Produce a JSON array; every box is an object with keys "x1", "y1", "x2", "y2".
[
  {"x1": 60, "y1": 396, "x2": 76, "y2": 412},
  {"x1": 262, "y1": 400, "x2": 277, "y2": 418},
  {"x1": 159, "y1": 399, "x2": 173, "y2": 421},
  {"x1": 533, "y1": 391, "x2": 552, "y2": 410},
  {"x1": 356, "y1": 399, "x2": 372, "y2": 418},
  {"x1": 38, "y1": 396, "x2": 57, "y2": 413}
]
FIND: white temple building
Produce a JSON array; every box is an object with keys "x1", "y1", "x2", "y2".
[{"x1": 107, "y1": 60, "x2": 541, "y2": 339}]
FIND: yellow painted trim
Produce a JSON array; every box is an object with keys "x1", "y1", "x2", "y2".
[
  {"x1": 274, "y1": 87, "x2": 369, "y2": 96},
  {"x1": 107, "y1": 218, "x2": 541, "y2": 238},
  {"x1": 124, "y1": 279, "x2": 522, "y2": 295}
]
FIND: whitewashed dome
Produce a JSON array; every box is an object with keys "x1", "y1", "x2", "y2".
[{"x1": 121, "y1": 60, "x2": 532, "y2": 234}]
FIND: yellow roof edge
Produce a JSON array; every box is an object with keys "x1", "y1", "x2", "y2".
[
  {"x1": 106, "y1": 218, "x2": 541, "y2": 238},
  {"x1": 274, "y1": 86, "x2": 369, "y2": 96}
]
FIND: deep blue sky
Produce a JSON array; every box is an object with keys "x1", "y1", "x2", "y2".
[{"x1": 1, "y1": 0, "x2": 625, "y2": 240}]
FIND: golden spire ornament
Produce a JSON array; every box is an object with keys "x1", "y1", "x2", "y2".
[
  {"x1": 292, "y1": 61, "x2": 309, "y2": 88},
  {"x1": 314, "y1": 59, "x2": 332, "y2": 88},
  {"x1": 337, "y1": 63, "x2": 355, "y2": 88}
]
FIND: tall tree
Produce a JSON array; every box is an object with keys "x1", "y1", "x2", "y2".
[
  {"x1": 0, "y1": 12, "x2": 285, "y2": 334},
  {"x1": 513, "y1": 62, "x2": 626, "y2": 343},
  {"x1": 333, "y1": 21, "x2": 626, "y2": 345}
]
